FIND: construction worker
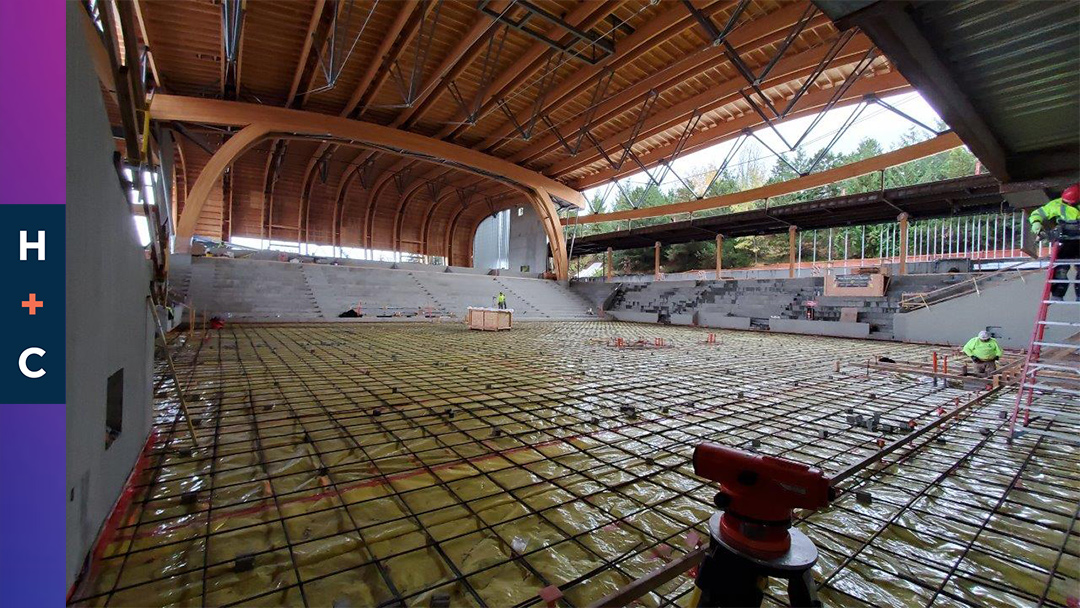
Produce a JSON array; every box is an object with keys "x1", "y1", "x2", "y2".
[
  {"x1": 496, "y1": 292, "x2": 507, "y2": 310},
  {"x1": 1029, "y1": 184, "x2": 1080, "y2": 300},
  {"x1": 962, "y1": 330, "x2": 1003, "y2": 377}
]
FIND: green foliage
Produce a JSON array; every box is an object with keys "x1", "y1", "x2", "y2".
[{"x1": 570, "y1": 126, "x2": 979, "y2": 275}]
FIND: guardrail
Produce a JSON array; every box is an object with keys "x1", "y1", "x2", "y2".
[{"x1": 899, "y1": 261, "x2": 1037, "y2": 310}]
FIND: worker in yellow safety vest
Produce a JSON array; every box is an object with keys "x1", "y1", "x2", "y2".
[
  {"x1": 1029, "y1": 183, "x2": 1080, "y2": 300},
  {"x1": 962, "y1": 330, "x2": 1003, "y2": 377},
  {"x1": 497, "y1": 292, "x2": 507, "y2": 310}
]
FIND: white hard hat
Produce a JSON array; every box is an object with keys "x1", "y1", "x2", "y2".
[{"x1": 978, "y1": 330, "x2": 990, "y2": 340}]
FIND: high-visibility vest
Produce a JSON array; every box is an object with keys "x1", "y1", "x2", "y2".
[
  {"x1": 962, "y1": 336, "x2": 1002, "y2": 360},
  {"x1": 1029, "y1": 197, "x2": 1080, "y2": 230}
]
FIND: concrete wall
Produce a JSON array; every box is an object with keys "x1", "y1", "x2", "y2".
[
  {"x1": 893, "y1": 271, "x2": 1069, "y2": 348},
  {"x1": 508, "y1": 205, "x2": 548, "y2": 274},
  {"x1": 66, "y1": 3, "x2": 155, "y2": 588},
  {"x1": 472, "y1": 211, "x2": 507, "y2": 270}
]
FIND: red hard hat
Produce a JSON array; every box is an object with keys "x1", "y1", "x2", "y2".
[{"x1": 1064, "y1": 184, "x2": 1079, "y2": 205}]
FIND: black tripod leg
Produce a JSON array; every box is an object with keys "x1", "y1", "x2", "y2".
[
  {"x1": 695, "y1": 545, "x2": 766, "y2": 607},
  {"x1": 786, "y1": 568, "x2": 821, "y2": 608}
]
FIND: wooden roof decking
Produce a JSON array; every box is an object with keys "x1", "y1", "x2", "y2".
[{"x1": 113, "y1": 0, "x2": 910, "y2": 262}]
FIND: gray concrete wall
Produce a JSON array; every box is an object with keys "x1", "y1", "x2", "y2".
[
  {"x1": 472, "y1": 211, "x2": 507, "y2": 270},
  {"x1": 769, "y1": 319, "x2": 871, "y2": 338},
  {"x1": 66, "y1": 3, "x2": 155, "y2": 588},
  {"x1": 893, "y1": 271, "x2": 1071, "y2": 349},
  {"x1": 696, "y1": 314, "x2": 752, "y2": 330},
  {"x1": 508, "y1": 205, "x2": 548, "y2": 274}
]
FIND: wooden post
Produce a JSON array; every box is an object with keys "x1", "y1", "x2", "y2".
[
  {"x1": 654, "y1": 241, "x2": 661, "y2": 279},
  {"x1": 715, "y1": 234, "x2": 723, "y2": 279},
  {"x1": 788, "y1": 226, "x2": 797, "y2": 278},
  {"x1": 606, "y1": 247, "x2": 613, "y2": 282},
  {"x1": 898, "y1": 212, "x2": 909, "y2": 275}
]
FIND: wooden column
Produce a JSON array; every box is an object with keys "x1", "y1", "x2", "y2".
[
  {"x1": 654, "y1": 241, "x2": 662, "y2": 279},
  {"x1": 898, "y1": 212, "x2": 909, "y2": 275},
  {"x1": 788, "y1": 226, "x2": 797, "y2": 278},
  {"x1": 715, "y1": 234, "x2": 723, "y2": 279},
  {"x1": 605, "y1": 247, "x2": 613, "y2": 282}
]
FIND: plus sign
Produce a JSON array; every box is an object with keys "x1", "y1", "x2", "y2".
[{"x1": 22, "y1": 293, "x2": 44, "y2": 315}]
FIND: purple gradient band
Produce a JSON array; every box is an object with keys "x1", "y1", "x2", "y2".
[
  {"x1": 0, "y1": 1, "x2": 66, "y2": 606},
  {"x1": 0, "y1": 0, "x2": 65, "y2": 206}
]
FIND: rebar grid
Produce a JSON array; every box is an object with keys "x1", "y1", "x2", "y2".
[{"x1": 70, "y1": 322, "x2": 1079, "y2": 607}]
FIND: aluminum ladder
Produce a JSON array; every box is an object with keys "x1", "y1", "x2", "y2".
[{"x1": 1008, "y1": 240, "x2": 1080, "y2": 444}]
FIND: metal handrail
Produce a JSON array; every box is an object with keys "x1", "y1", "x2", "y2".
[{"x1": 900, "y1": 260, "x2": 1038, "y2": 310}]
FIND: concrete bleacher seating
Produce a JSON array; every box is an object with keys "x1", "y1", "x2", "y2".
[
  {"x1": 575, "y1": 271, "x2": 1033, "y2": 340},
  {"x1": 175, "y1": 255, "x2": 597, "y2": 322}
]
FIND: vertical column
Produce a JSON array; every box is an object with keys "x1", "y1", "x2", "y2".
[
  {"x1": 898, "y1": 212, "x2": 909, "y2": 275},
  {"x1": 788, "y1": 226, "x2": 797, "y2": 278},
  {"x1": 605, "y1": 247, "x2": 613, "y2": 282},
  {"x1": 654, "y1": 241, "x2": 662, "y2": 280},
  {"x1": 715, "y1": 234, "x2": 723, "y2": 279}
]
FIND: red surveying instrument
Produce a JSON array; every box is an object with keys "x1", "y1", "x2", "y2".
[{"x1": 691, "y1": 443, "x2": 834, "y2": 607}]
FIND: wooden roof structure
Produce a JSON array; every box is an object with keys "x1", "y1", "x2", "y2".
[{"x1": 93, "y1": 0, "x2": 912, "y2": 272}]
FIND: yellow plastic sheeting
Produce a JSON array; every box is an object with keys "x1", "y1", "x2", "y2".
[{"x1": 70, "y1": 323, "x2": 1079, "y2": 607}]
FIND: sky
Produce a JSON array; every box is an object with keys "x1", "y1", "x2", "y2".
[{"x1": 582, "y1": 91, "x2": 947, "y2": 210}]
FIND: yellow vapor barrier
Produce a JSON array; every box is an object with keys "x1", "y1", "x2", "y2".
[{"x1": 69, "y1": 323, "x2": 1079, "y2": 607}]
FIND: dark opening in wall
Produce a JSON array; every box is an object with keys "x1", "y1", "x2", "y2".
[{"x1": 106, "y1": 369, "x2": 123, "y2": 449}]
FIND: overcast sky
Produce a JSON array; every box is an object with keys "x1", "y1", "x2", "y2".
[{"x1": 583, "y1": 91, "x2": 949, "y2": 208}]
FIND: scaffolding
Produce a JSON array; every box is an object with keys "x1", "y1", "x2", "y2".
[{"x1": 69, "y1": 323, "x2": 1079, "y2": 607}]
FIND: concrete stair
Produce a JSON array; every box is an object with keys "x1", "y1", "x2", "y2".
[
  {"x1": 578, "y1": 272, "x2": 1022, "y2": 339},
  {"x1": 179, "y1": 256, "x2": 597, "y2": 321}
]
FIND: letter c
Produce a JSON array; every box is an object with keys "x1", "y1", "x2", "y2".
[{"x1": 19, "y1": 347, "x2": 45, "y2": 378}]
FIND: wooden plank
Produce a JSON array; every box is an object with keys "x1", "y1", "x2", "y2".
[{"x1": 562, "y1": 133, "x2": 963, "y2": 226}]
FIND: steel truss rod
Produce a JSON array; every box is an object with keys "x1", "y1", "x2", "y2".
[
  {"x1": 587, "y1": 89, "x2": 660, "y2": 171},
  {"x1": 477, "y1": 0, "x2": 615, "y2": 64},
  {"x1": 543, "y1": 68, "x2": 614, "y2": 157},
  {"x1": 698, "y1": 132, "x2": 747, "y2": 198},
  {"x1": 745, "y1": 128, "x2": 802, "y2": 176},
  {"x1": 781, "y1": 29, "x2": 857, "y2": 117},
  {"x1": 447, "y1": 24, "x2": 511, "y2": 125},
  {"x1": 754, "y1": 3, "x2": 818, "y2": 84},
  {"x1": 740, "y1": 89, "x2": 795, "y2": 150},
  {"x1": 682, "y1": 0, "x2": 750, "y2": 47},
  {"x1": 391, "y1": 165, "x2": 415, "y2": 195},
  {"x1": 719, "y1": 4, "x2": 819, "y2": 124},
  {"x1": 306, "y1": 0, "x2": 380, "y2": 97},
  {"x1": 389, "y1": 0, "x2": 445, "y2": 107},
  {"x1": 455, "y1": 182, "x2": 479, "y2": 207},
  {"x1": 498, "y1": 51, "x2": 563, "y2": 141},
  {"x1": 621, "y1": 110, "x2": 704, "y2": 208},
  {"x1": 220, "y1": 0, "x2": 245, "y2": 96},
  {"x1": 804, "y1": 100, "x2": 869, "y2": 174},
  {"x1": 790, "y1": 46, "x2": 878, "y2": 150},
  {"x1": 355, "y1": 156, "x2": 377, "y2": 189},
  {"x1": 866, "y1": 94, "x2": 943, "y2": 135},
  {"x1": 424, "y1": 174, "x2": 446, "y2": 201}
]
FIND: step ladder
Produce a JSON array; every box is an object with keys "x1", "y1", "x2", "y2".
[{"x1": 1008, "y1": 241, "x2": 1080, "y2": 444}]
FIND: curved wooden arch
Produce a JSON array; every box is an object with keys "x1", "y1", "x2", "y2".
[
  {"x1": 394, "y1": 179, "x2": 430, "y2": 252},
  {"x1": 423, "y1": 187, "x2": 461, "y2": 257},
  {"x1": 156, "y1": 95, "x2": 580, "y2": 278},
  {"x1": 331, "y1": 163, "x2": 360, "y2": 249},
  {"x1": 363, "y1": 168, "x2": 401, "y2": 250}
]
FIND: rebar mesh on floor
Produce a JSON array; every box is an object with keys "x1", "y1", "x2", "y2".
[{"x1": 70, "y1": 322, "x2": 1079, "y2": 607}]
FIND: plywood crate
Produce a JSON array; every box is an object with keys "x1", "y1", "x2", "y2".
[{"x1": 467, "y1": 307, "x2": 512, "y2": 331}]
